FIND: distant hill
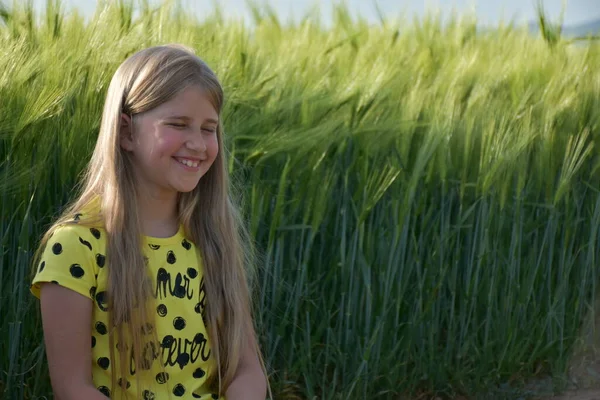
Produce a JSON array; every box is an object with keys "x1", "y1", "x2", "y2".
[
  {"x1": 562, "y1": 19, "x2": 600, "y2": 37},
  {"x1": 528, "y1": 18, "x2": 600, "y2": 38}
]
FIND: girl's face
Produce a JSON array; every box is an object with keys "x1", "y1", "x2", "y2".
[{"x1": 120, "y1": 86, "x2": 219, "y2": 198}]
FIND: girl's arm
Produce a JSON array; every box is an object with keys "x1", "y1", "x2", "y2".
[
  {"x1": 40, "y1": 283, "x2": 109, "y2": 400},
  {"x1": 225, "y1": 335, "x2": 267, "y2": 400}
]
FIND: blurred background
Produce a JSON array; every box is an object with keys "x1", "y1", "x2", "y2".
[
  {"x1": 1, "y1": 0, "x2": 600, "y2": 399},
  {"x1": 28, "y1": 0, "x2": 600, "y2": 32}
]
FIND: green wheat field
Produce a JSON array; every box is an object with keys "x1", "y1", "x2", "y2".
[{"x1": 1, "y1": 0, "x2": 599, "y2": 399}]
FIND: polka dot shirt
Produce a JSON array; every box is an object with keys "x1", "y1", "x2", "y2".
[{"x1": 31, "y1": 218, "x2": 223, "y2": 399}]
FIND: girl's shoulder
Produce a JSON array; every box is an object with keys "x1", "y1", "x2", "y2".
[
  {"x1": 32, "y1": 213, "x2": 105, "y2": 301},
  {"x1": 50, "y1": 211, "x2": 105, "y2": 242}
]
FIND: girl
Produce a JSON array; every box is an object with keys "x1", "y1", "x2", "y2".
[{"x1": 30, "y1": 44, "x2": 268, "y2": 400}]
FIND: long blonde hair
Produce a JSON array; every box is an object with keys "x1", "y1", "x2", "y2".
[{"x1": 33, "y1": 44, "x2": 266, "y2": 398}]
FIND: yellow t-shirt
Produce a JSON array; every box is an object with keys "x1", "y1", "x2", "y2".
[{"x1": 31, "y1": 217, "x2": 222, "y2": 400}]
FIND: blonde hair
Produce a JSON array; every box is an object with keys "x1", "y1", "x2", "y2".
[{"x1": 33, "y1": 44, "x2": 267, "y2": 398}]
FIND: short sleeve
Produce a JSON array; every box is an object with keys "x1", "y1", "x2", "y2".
[{"x1": 30, "y1": 224, "x2": 98, "y2": 300}]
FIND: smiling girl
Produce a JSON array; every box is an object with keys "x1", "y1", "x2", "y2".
[{"x1": 30, "y1": 44, "x2": 268, "y2": 400}]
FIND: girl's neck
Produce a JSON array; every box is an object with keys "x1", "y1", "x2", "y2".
[{"x1": 136, "y1": 190, "x2": 179, "y2": 238}]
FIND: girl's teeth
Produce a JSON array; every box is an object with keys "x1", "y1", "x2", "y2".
[{"x1": 178, "y1": 158, "x2": 199, "y2": 168}]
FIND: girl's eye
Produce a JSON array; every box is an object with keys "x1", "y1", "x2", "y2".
[
  {"x1": 202, "y1": 128, "x2": 216, "y2": 134},
  {"x1": 168, "y1": 123, "x2": 186, "y2": 128}
]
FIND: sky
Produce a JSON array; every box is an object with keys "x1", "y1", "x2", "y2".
[{"x1": 32, "y1": 0, "x2": 600, "y2": 27}]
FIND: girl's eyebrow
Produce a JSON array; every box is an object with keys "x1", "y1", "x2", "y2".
[{"x1": 164, "y1": 115, "x2": 218, "y2": 124}]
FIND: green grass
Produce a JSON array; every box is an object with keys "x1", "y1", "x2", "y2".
[{"x1": 1, "y1": 0, "x2": 600, "y2": 398}]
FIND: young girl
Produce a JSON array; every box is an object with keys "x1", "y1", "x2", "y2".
[{"x1": 30, "y1": 44, "x2": 268, "y2": 400}]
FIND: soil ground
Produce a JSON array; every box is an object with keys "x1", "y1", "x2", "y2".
[
  {"x1": 548, "y1": 391, "x2": 600, "y2": 400},
  {"x1": 533, "y1": 295, "x2": 600, "y2": 400}
]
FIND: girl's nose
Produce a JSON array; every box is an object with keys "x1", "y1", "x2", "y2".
[{"x1": 186, "y1": 133, "x2": 207, "y2": 152}]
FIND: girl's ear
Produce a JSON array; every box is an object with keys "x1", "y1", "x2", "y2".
[{"x1": 119, "y1": 113, "x2": 134, "y2": 151}]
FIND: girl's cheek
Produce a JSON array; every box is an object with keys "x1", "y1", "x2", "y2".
[
  {"x1": 209, "y1": 136, "x2": 219, "y2": 155},
  {"x1": 158, "y1": 132, "x2": 185, "y2": 155}
]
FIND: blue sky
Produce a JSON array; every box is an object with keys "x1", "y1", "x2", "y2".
[{"x1": 33, "y1": 0, "x2": 599, "y2": 27}]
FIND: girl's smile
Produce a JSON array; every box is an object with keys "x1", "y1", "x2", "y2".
[{"x1": 173, "y1": 156, "x2": 204, "y2": 171}]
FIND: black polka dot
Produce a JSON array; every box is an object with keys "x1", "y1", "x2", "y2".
[
  {"x1": 173, "y1": 317, "x2": 186, "y2": 330},
  {"x1": 156, "y1": 372, "x2": 169, "y2": 384},
  {"x1": 176, "y1": 352, "x2": 190, "y2": 369},
  {"x1": 51, "y1": 280, "x2": 59, "y2": 285},
  {"x1": 97, "y1": 357, "x2": 110, "y2": 370},
  {"x1": 187, "y1": 268, "x2": 198, "y2": 279},
  {"x1": 90, "y1": 228, "x2": 101, "y2": 239},
  {"x1": 78, "y1": 237, "x2": 92, "y2": 251},
  {"x1": 182, "y1": 239, "x2": 191, "y2": 250},
  {"x1": 38, "y1": 261, "x2": 45, "y2": 273},
  {"x1": 192, "y1": 394, "x2": 202, "y2": 399},
  {"x1": 161, "y1": 335, "x2": 175, "y2": 348},
  {"x1": 194, "y1": 303, "x2": 202, "y2": 314},
  {"x1": 118, "y1": 378, "x2": 131, "y2": 389},
  {"x1": 52, "y1": 243, "x2": 62, "y2": 255},
  {"x1": 95, "y1": 321, "x2": 107, "y2": 335},
  {"x1": 70, "y1": 264, "x2": 85, "y2": 278},
  {"x1": 74, "y1": 213, "x2": 82, "y2": 221},
  {"x1": 91, "y1": 336, "x2": 96, "y2": 348},
  {"x1": 89, "y1": 286, "x2": 97, "y2": 298},
  {"x1": 98, "y1": 386, "x2": 111, "y2": 397},
  {"x1": 141, "y1": 323, "x2": 154, "y2": 334},
  {"x1": 141, "y1": 357, "x2": 153, "y2": 371},
  {"x1": 157, "y1": 304, "x2": 167, "y2": 317},
  {"x1": 193, "y1": 367, "x2": 205, "y2": 379},
  {"x1": 96, "y1": 291, "x2": 108, "y2": 311},
  {"x1": 142, "y1": 390, "x2": 155, "y2": 400},
  {"x1": 149, "y1": 244, "x2": 160, "y2": 250},
  {"x1": 167, "y1": 251, "x2": 176, "y2": 264},
  {"x1": 96, "y1": 253, "x2": 105, "y2": 268},
  {"x1": 194, "y1": 333, "x2": 206, "y2": 344},
  {"x1": 173, "y1": 384, "x2": 186, "y2": 396},
  {"x1": 144, "y1": 341, "x2": 158, "y2": 359},
  {"x1": 174, "y1": 284, "x2": 186, "y2": 298}
]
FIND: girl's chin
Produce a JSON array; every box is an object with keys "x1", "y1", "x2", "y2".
[
  {"x1": 177, "y1": 187, "x2": 198, "y2": 194},
  {"x1": 172, "y1": 180, "x2": 202, "y2": 194}
]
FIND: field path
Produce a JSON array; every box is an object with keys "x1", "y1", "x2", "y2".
[
  {"x1": 545, "y1": 390, "x2": 600, "y2": 400},
  {"x1": 539, "y1": 297, "x2": 600, "y2": 400}
]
